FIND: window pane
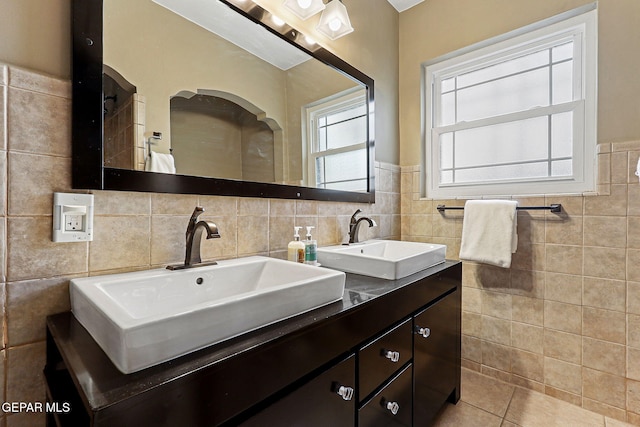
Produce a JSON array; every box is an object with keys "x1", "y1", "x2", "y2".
[
  {"x1": 315, "y1": 149, "x2": 367, "y2": 187},
  {"x1": 440, "y1": 170, "x2": 453, "y2": 184},
  {"x1": 324, "y1": 116, "x2": 367, "y2": 150},
  {"x1": 552, "y1": 41, "x2": 573, "y2": 62},
  {"x1": 457, "y1": 67, "x2": 549, "y2": 122},
  {"x1": 325, "y1": 179, "x2": 368, "y2": 191},
  {"x1": 551, "y1": 112, "x2": 573, "y2": 158},
  {"x1": 551, "y1": 159, "x2": 572, "y2": 177},
  {"x1": 552, "y1": 61, "x2": 573, "y2": 104},
  {"x1": 440, "y1": 132, "x2": 454, "y2": 169},
  {"x1": 457, "y1": 50, "x2": 549, "y2": 89},
  {"x1": 326, "y1": 104, "x2": 367, "y2": 125},
  {"x1": 441, "y1": 77, "x2": 456, "y2": 93},
  {"x1": 440, "y1": 92, "x2": 456, "y2": 126},
  {"x1": 455, "y1": 162, "x2": 549, "y2": 183},
  {"x1": 454, "y1": 116, "x2": 549, "y2": 168},
  {"x1": 318, "y1": 127, "x2": 327, "y2": 151}
]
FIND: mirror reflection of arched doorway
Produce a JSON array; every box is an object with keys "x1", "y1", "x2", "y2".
[{"x1": 170, "y1": 90, "x2": 284, "y2": 183}]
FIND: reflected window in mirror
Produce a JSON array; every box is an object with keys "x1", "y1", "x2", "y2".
[{"x1": 306, "y1": 88, "x2": 368, "y2": 192}]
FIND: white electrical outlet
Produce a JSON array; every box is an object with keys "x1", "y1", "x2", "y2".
[{"x1": 52, "y1": 193, "x2": 94, "y2": 242}]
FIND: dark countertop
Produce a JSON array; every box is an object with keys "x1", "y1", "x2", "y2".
[{"x1": 47, "y1": 260, "x2": 461, "y2": 422}]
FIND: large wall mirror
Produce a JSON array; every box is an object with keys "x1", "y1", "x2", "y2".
[{"x1": 72, "y1": 0, "x2": 375, "y2": 202}]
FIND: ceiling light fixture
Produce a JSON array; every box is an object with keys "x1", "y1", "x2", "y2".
[
  {"x1": 316, "y1": 0, "x2": 353, "y2": 40},
  {"x1": 283, "y1": 0, "x2": 326, "y2": 20}
]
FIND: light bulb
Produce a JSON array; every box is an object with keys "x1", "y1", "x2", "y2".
[
  {"x1": 271, "y1": 15, "x2": 286, "y2": 26},
  {"x1": 328, "y1": 18, "x2": 341, "y2": 31},
  {"x1": 297, "y1": 0, "x2": 312, "y2": 8}
]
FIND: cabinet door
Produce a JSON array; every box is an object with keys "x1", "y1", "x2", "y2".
[
  {"x1": 241, "y1": 354, "x2": 356, "y2": 426},
  {"x1": 413, "y1": 289, "x2": 461, "y2": 426},
  {"x1": 358, "y1": 364, "x2": 412, "y2": 427}
]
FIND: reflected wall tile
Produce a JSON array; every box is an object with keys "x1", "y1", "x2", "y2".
[
  {"x1": 611, "y1": 151, "x2": 628, "y2": 184},
  {"x1": 629, "y1": 186, "x2": 640, "y2": 216},
  {"x1": 545, "y1": 215, "x2": 583, "y2": 245},
  {"x1": 6, "y1": 278, "x2": 70, "y2": 346},
  {"x1": 7, "y1": 217, "x2": 87, "y2": 281}
]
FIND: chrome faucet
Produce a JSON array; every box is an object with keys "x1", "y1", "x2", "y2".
[
  {"x1": 347, "y1": 209, "x2": 377, "y2": 244},
  {"x1": 167, "y1": 207, "x2": 221, "y2": 270}
]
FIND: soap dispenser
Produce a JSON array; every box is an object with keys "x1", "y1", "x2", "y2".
[
  {"x1": 304, "y1": 226, "x2": 317, "y2": 265},
  {"x1": 288, "y1": 226, "x2": 306, "y2": 263}
]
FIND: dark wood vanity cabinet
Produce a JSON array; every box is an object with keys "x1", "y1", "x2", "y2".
[{"x1": 45, "y1": 261, "x2": 461, "y2": 427}]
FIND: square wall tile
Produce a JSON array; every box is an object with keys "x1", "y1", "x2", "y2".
[{"x1": 89, "y1": 215, "x2": 150, "y2": 272}]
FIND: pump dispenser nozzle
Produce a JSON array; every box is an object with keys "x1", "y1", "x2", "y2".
[{"x1": 288, "y1": 226, "x2": 306, "y2": 263}]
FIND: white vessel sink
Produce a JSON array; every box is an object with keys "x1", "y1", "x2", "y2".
[
  {"x1": 70, "y1": 256, "x2": 345, "y2": 374},
  {"x1": 316, "y1": 240, "x2": 446, "y2": 280}
]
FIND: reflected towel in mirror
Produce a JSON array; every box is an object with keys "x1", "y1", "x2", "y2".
[
  {"x1": 459, "y1": 200, "x2": 518, "y2": 268},
  {"x1": 145, "y1": 150, "x2": 176, "y2": 174}
]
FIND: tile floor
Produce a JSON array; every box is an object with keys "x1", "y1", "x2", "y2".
[{"x1": 431, "y1": 369, "x2": 637, "y2": 427}]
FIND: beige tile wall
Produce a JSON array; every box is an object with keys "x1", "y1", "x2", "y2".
[
  {"x1": 402, "y1": 141, "x2": 640, "y2": 424},
  {"x1": 0, "y1": 64, "x2": 401, "y2": 426}
]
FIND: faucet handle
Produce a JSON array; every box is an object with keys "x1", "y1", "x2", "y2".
[
  {"x1": 350, "y1": 209, "x2": 362, "y2": 224},
  {"x1": 187, "y1": 207, "x2": 205, "y2": 234}
]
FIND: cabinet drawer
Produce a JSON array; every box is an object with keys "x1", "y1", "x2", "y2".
[
  {"x1": 358, "y1": 364, "x2": 412, "y2": 427},
  {"x1": 241, "y1": 354, "x2": 356, "y2": 426},
  {"x1": 359, "y1": 318, "x2": 412, "y2": 400}
]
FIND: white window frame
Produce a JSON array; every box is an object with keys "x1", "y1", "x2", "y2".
[
  {"x1": 304, "y1": 87, "x2": 368, "y2": 191},
  {"x1": 423, "y1": 4, "x2": 597, "y2": 198}
]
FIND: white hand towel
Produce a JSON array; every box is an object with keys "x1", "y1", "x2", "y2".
[
  {"x1": 145, "y1": 150, "x2": 176, "y2": 174},
  {"x1": 459, "y1": 200, "x2": 518, "y2": 268}
]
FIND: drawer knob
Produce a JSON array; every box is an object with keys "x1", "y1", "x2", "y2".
[
  {"x1": 384, "y1": 400, "x2": 400, "y2": 415},
  {"x1": 335, "y1": 385, "x2": 354, "y2": 401},
  {"x1": 383, "y1": 350, "x2": 400, "y2": 363},
  {"x1": 415, "y1": 326, "x2": 431, "y2": 338}
]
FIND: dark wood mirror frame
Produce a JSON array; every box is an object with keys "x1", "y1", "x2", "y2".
[{"x1": 71, "y1": 0, "x2": 375, "y2": 203}]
